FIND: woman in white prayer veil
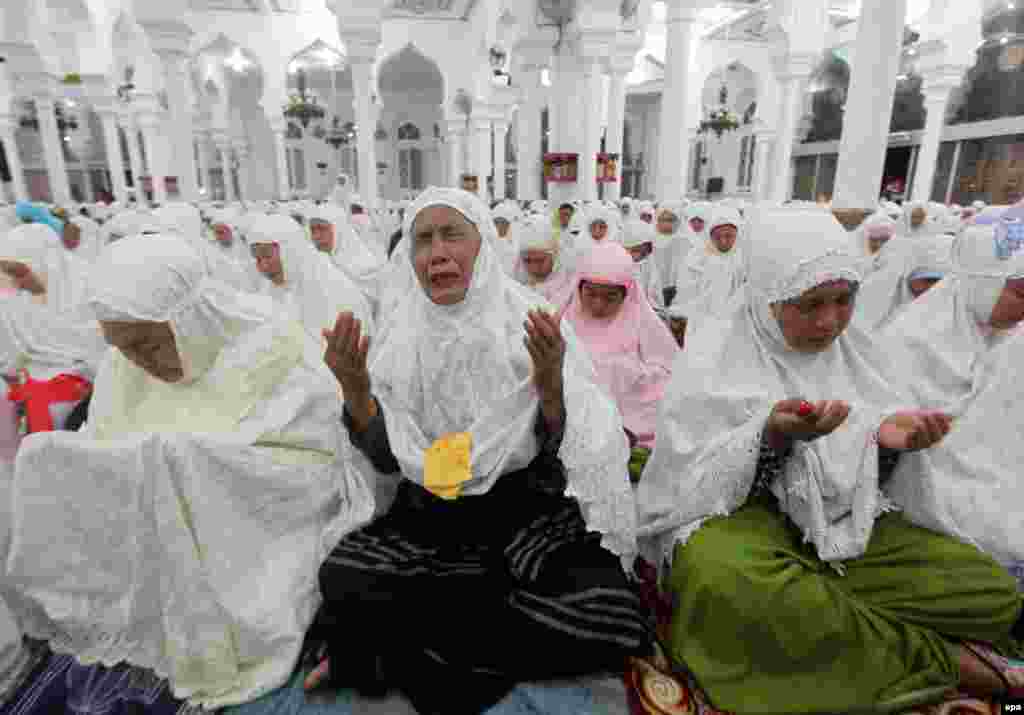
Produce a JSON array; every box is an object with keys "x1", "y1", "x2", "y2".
[
  {"x1": 490, "y1": 200, "x2": 522, "y2": 276},
  {"x1": 856, "y1": 232, "x2": 954, "y2": 332},
  {"x1": 851, "y1": 211, "x2": 902, "y2": 277},
  {"x1": 247, "y1": 212, "x2": 374, "y2": 342},
  {"x1": 305, "y1": 186, "x2": 648, "y2": 713},
  {"x1": 671, "y1": 206, "x2": 746, "y2": 327},
  {"x1": 882, "y1": 223, "x2": 1024, "y2": 412},
  {"x1": 636, "y1": 207, "x2": 1022, "y2": 713},
  {"x1": 621, "y1": 215, "x2": 666, "y2": 310},
  {"x1": 0, "y1": 223, "x2": 91, "y2": 314},
  {"x1": 513, "y1": 213, "x2": 575, "y2": 306},
  {"x1": 205, "y1": 207, "x2": 260, "y2": 292},
  {"x1": 3, "y1": 235, "x2": 374, "y2": 709},
  {"x1": 307, "y1": 204, "x2": 382, "y2": 308}
]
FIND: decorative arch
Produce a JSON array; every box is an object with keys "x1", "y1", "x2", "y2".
[
  {"x1": 701, "y1": 61, "x2": 759, "y2": 121},
  {"x1": 376, "y1": 42, "x2": 445, "y2": 105},
  {"x1": 397, "y1": 122, "x2": 421, "y2": 141}
]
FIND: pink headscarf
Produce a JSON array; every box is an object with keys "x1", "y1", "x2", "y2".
[{"x1": 562, "y1": 242, "x2": 678, "y2": 448}]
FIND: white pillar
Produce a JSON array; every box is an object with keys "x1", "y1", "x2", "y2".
[
  {"x1": 0, "y1": 117, "x2": 27, "y2": 202},
  {"x1": 911, "y1": 53, "x2": 965, "y2": 203},
  {"x1": 137, "y1": 113, "x2": 167, "y2": 204},
  {"x1": 469, "y1": 117, "x2": 492, "y2": 202},
  {"x1": 768, "y1": 56, "x2": 815, "y2": 203},
  {"x1": 214, "y1": 134, "x2": 236, "y2": 202},
  {"x1": 350, "y1": 59, "x2": 378, "y2": 211},
  {"x1": 195, "y1": 131, "x2": 211, "y2": 196},
  {"x1": 657, "y1": 1, "x2": 698, "y2": 199},
  {"x1": 603, "y1": 57, "x2": 632, "y2": 202},
  {"x1": 832, "y1": 0, "x2": 908, "y2": 210},
  {"x1": 34, "y1": 96, "x2": 72, "y2": 205},
  {"x1": 444, "y1": 119, "x2": 463, "y2": 187},
  {"x1": 577, "y1": 54, "x2": 606, "y2": 201},
  {"x1": 233, "y1": 141, "x2": 249, "y2": 202},
  {"x1": 269, "y1": 121, "x2": 290, "y2": 200},
  {"x1": 96, "y1": 108, "x2": 127, "y2": 202},
  {"x1": 753, "y1": 130, "x2": 776, "y2": 201},
  {"x1": 121, "y1": 113, "x2": 144, "y2": 199},
  {"x1": 493, "y1": 119, "x2": 508, "y2": 201},
  {"x1": 514, "y1": 65, "x2": 544, "y2": 201},
  {"x1": 155, "y1": 52, "x2": 198, "y2": 201}
]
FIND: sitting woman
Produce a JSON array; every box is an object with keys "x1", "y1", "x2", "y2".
[
  {"x1": 637, "y1": 208, "x2": 1022, "y2": 714},
  {"x1": 561, "y1": 241, "x2": 677, "y2": 474},
  {"x1": 205, "y1": 208, "x2": 260, "y2": 292},
  {"x1": 513, "y1": 214, "x2": 575, "y2": 306},
  {"x1": 247, "y1": 212, "x2": 374, "y2": 342},
  {"x1": 308, "y1": 206, "x2": 382, "y2": 311},
  {"x1": 852, "y1": 211, "x2": 901, "y2": 277},
  {"x1": 621, "y1": 217, "x2": 666, "y2": 311},
  {"x1": 882, "y1": 224, "x2": 1024, "y2": 411},
  {"x1": 490, "y1": 200, "x2": 521, "y2": 276},
  {"x1": 856, "y1": 233, "x2": 954, "y2": 331},
  {"x1": 5, "y1": 212, "x2": 91, "y2": 314},
  {"x1": 306, "y1": 187, "x2": 648, "y2": 714},
  {"x1": 652, "y1": 202, "x2": 692, "y2": 307},
  {"x1": 4, "y1": 235, "x2": 374, "y2": 708}
]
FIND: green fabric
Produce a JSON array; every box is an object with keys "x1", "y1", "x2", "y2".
[
  {"x1": 628, "y1": 447, "x2": 651, "y2": 484},
  {"x1": 666, "y1": 494, "x2": 1023, "y2": 715}
]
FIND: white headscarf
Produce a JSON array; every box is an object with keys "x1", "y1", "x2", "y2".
[
  {"x1": 652, "y1": 201, "x2": 691, "y2": 291},
  {"x1": 369, "y1": 187, "x2": 637, "y2": 566},
  {"x1": 513, "y1": 213, "x2": 574, "y2": 307},
  {"x1": 882, "y1": 224, "x2": 1024, "y2": 412},
  {"x1": 307, "y1": 204, "x2": 382, "y2": 308},
  {"x1": 491, "y1": 201, "x2": 522, "y2": 276},
  {"x1": 621, "y1": 216, "x2": 665, "y2": 309},
  {"x1": 884, "y1": 331, "x2": 1023, "y2": 570},
  {"x1": 0, "y1": 223, "x2": 90, "y2": 314},
  {"x1": 638, "y1": 208, "x2": 908, "y2": 571},
  {"x1": 8, "y1": 235, "x2": 373, "y2": 708},
  {"x1": 855, "y1": 233, "x2": 954, "y2": 332},
  {"x1": 247, "y1": 213, "x2": 374, "y2": 342},
  {"x1": 671, "y1": 206, "x2": 746, "y2": 321}
]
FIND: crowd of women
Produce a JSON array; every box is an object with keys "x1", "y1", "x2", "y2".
[{"x1": 0, "y1": 185, "x2": 1021, "y2": 715}]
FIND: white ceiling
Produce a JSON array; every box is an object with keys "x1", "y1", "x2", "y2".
[{"x1": 382, "y1": 0, "x2": 477, "y2": 20}]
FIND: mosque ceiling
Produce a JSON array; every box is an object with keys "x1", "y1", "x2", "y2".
[
  {"x1": 188, "y1": 0, "x2": 302, "y2": 12},
  {"x1": 382, "y1": 0, "x2": 476, "y2": 20}
]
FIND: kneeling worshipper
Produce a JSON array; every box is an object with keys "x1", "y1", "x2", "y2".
[
  {"x1": 513, "y1": 214, "x2": 575, "y2": 306},
  {"x1": 490, "y1": 200, "x2": 522, "y2": 275},
  {"x1": 0, "y1": 220, "x2": 91, "y2": 315},
  {"x1": 205, "y1": 208, "x2": 260, "y2": 293},
  {"x1": 856, "y1": 232, "x2": 954, "y2": 332},
  {"x1": 308, "y1": 205, "x2": 382, "y2": 311},
  {"x1": 560, "y1": 241, "x2": 677, "y2": 478},
  {"x1": 671, "y1": 206, "x2": 746, "y2": 330},
  {"x1": 652, "y1": 202, "x2": 691, "y2": 307},
  {"x1": 636, "y1": 207, "x2": 1023, "y2": 714},
  {"x1": 2, "y1": 236, "x2": 375, "y2": 709},
  {"x1": 304, "y1": 187, "x2": 649, "y2": 715},
  {"x1": 883, "y1": 223, "x2": 1024, "y2": 412},
  {"x1": 852, "y1": 211, "x2": 901, "y2": 277},
  {"x1": 247, "y1": 212, "x2": 374, "y2": 342},
  {"x1": 621, "y1": 216, "x2": 666, "y2": 310}
]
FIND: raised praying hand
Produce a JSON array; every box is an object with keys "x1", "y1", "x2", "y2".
[
  {"x1": 523, "y1": 309, "x2": 565, "y2": 404},
  {"x1": 323, "y1": 311, "x2": 372, "y2": 417}
]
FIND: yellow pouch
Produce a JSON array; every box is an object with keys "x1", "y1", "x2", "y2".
[{"x1": 423, "y1": 432, "x2": 472, "y2": 500}]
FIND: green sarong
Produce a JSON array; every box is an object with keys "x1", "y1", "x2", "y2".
[{"x1": 667, "y1": 494, "x2": 1022, "y2": 715}]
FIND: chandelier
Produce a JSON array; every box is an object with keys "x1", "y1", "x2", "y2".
[
  {"x1": 698, "y1": 84, "x2": 740, "y2": 139},
  {"x1": 283, "y1": 69, "x2": 325, "y2": 128}
]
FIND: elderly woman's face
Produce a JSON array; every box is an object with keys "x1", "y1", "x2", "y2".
[
  {"x1": 101, "y1": 320, "x2": 183, "y2": 383},
  {"x1": 494, "y1": 218, "x2": 511, "y2": 238},
  {"x1": 580, "y1": 281, "x2": 627, "y2": 321},
  {"x1": 522, "y1": 249, "x2": 554, "y2": 280},
  {"x1": 310, "y1": 220, "x2": 336, "y2": 254},
  {"x1": 867, "y1": 231, "x2": 892, "y2": 255},
  {"x1": 911, "y1": 207, "x2": 927, "y2": 227},
  {"x1": 656, "y1": 213, "x2": 676, "y2": 235},
  {"x1": 412, "y1": 205, "x2": 482, "y2": 306},
  {"x1": 689, "y1": 217, "x2": 705, "y2": 234},
  {"x1": 627, "y1": 243, "x2": 653, "y2": 262},
  {"x1": 213, "y1": 223, "x2": 233, "y2": 246},
  {"x1": 590, "y1": 221, "x2": 609, "y2": 241},
  {"x1": 251, "y1": 243, "x2": 285, "y2": 285},
  {"x1": 770, "y1": 280, "x2": 856, "y2": 353},
  {"x1": 710, "y1": 224, "x2": 738, "y2": 253},
  {"x1": 62, "y1": 223, "x2": 81, "y2": 251}
]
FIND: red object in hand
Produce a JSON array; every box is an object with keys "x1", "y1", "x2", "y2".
[
  {"x1": 8, "y1": 373, "x2": 91, "y2": 433},
  {"x1": 797, "y1": 401, "x2": 815, "y2": 418}
]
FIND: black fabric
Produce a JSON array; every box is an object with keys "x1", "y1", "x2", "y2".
[
  {"x1": 312, "y1": 459, "x2": 650, "y2": 714},
  {"x1": 64, "y1": 396, "x2": 90, "y2": 432}
]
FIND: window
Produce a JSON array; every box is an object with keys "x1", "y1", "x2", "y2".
[
  {"x1": 691, "y1": 141, "x2": 703, "y2": 191},
  {"x1": 398, "y1": 147, "x2": 423, "y2": 190},
  {"x1": 397, "y1": 123, "x2": 421, "y2": 141},
  {"x1": 737, "y1": 136, "x2": 750, "y2": 189},
  {"x1": 340, "y1": 146, "x2": 358, "y2": 184}
]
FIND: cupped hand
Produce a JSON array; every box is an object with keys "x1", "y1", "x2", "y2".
[
  {"x1": 523, "y1": 308, "x2": 566, "y2": 405},
  {"x1": 878, "y1": 410, "x2": 952, "y2": 452},
  {"x1": 323, "y1": 311, "x2": 371, "y2": 401},
  {"x1": 766, "y1": 399, "x2": 851, "y2": 446}
]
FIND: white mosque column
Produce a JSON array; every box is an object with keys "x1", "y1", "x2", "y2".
[
  {"x1": 137, "y1": 112, "x2": 167, "y2": 204},
  {"x1": 603, "y1": 54, "x2": 633, "y2": 202},
  {"x1": 469, "y1": 117, "x2": 492, "y2": 201},
  {"x1": 493, "y1": 118, "x2": 508, "y2": 201},
  {"x1": 233, "y1": 141, "x2": 249, "y2": 202},
  {"x1": 444, "y1": 119, "x2": 464, "y2": 187},
  {"x1": 657, "y1": 0, "x2": 699, "y2": 199},
  {"x1": 0, "y1": 116, "x2": 27, "y2": 202},
  {"x1": 514, "y1": 62, "x2": 544, "y2": 200},
  {"x1": 195, "y1": 131, "x2": 211, "y2": 197},
  {"x1": 768, "y1": 54, "x2": 815, "y2": 203},
  {"x1": 911, "y1": 49, "x2": 965, "y2": 203},
  {"x1": 95, "y1": 107, "x2": 128, "y2": 202},
  {"x1": 34, "y1": 95, "x2": 72, "y2": 205},
  {"x1": 146, "y1": 21, "x2": 198, "y2": 202},
  {"x1": 578, "y1": 41, "x2": 610, "y2": 201},
  {"x1": 832, "y1": 0, "x2": 908, "y2": 211},
  {"x1": 268, "y1": 120, "x2": 290, "y2": 200},
  {"x1": 753, "y1": 128, "x2": 776, "y2": 201}
]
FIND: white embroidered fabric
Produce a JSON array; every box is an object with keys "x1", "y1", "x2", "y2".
[
  {"x1": 367, "y1": 187, "x2": 637, "y2": 568},
  {"x1": 638, "y1": 208, "x2": 911, "y2": 572}
]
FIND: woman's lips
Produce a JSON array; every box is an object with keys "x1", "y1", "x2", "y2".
[{"x1": 430, "y1": 272, "x2": 459, "y2": 287}]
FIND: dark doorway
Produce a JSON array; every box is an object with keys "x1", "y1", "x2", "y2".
[{"x1": 881, "y1": 146, "x2": 913, "y2": 201}]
